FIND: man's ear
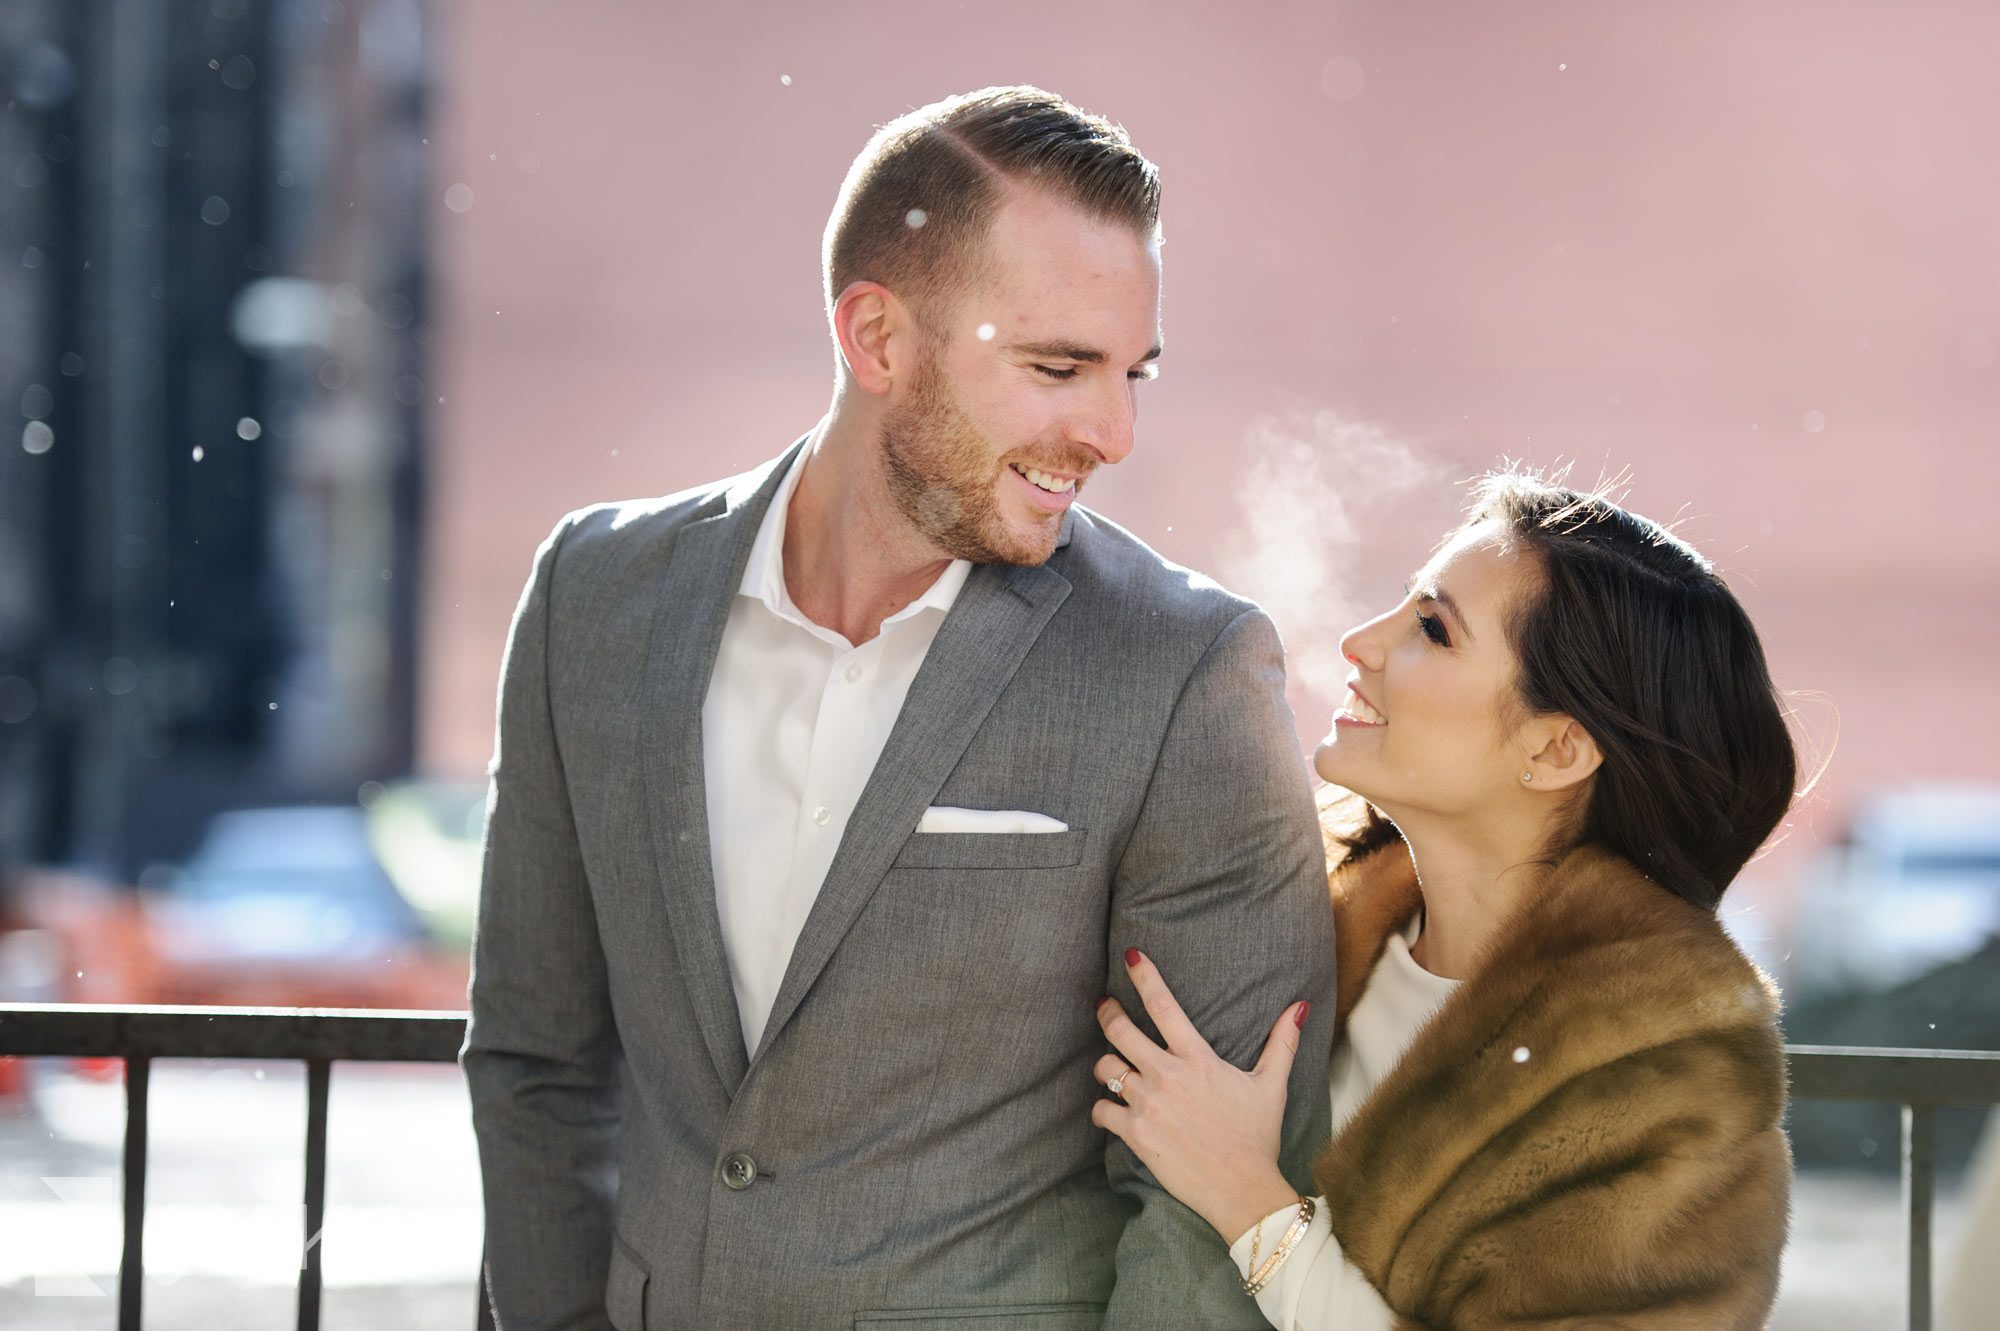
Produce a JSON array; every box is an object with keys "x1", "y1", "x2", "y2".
[
  {"x1": 830, "y1": 280, "x2": 908, "y2": 396},
  {"x1": 1523, "y1": 717, "x2": 1602, "y2": 793}
]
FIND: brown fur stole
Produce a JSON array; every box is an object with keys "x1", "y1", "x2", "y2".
[{"x1": 1307, "y1": 791, "x2": 1791, "y2": 1330}]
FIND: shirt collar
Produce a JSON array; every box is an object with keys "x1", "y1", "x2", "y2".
[{"x1": 739, "y1": 439, "x2": 974, "y2": 632}]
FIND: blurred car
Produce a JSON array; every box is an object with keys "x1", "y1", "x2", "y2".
[
  {"x1": 1787, "y1": 785, "x2": 2000, "y2": 1000},
  {"x1": 140, "y1": 804, "x2": 467, "y2": 1009},
  {"x1": 363, "y1": 778, "x2": 489, "y2": 953}
]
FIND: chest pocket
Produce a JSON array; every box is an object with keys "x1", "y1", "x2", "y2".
[{"x1": 890, "y1": 828, "x2": 1087, "y2": 871}]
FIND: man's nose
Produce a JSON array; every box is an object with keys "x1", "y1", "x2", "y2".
[{"x1": 1067, "y1": 379, "x2": 1138, "y2": 466}]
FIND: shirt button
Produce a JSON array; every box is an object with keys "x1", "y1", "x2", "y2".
[
  {"x1": 844, "y1": 663, "x2": 863, "y2": 682},
  {"x1": 721, "y1": 1152, "x2": 759, "y2": 1190},
  {"x1": 813, "y1": 806, "x2": 831, "y2": 826}
]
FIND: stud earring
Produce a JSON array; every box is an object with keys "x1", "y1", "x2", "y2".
[{"x1": 1520, "y1": 770, "x2": 1533, "y2": 783}]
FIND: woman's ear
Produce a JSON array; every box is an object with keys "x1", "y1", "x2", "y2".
[
  {"x1": 1523, "y1": 717, "x2": 1603, "y2": 793},
  {"x1": 830, "y1": 280, "x2": 907, "y2": 396}
]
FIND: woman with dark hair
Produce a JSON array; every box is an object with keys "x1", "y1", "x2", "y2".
[{"x1": 1091, "y1": 470, "x2": 1797, "y2": 1329}]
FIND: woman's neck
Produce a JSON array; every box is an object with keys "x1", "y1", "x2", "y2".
[{"x1": 1399, "y1": 815, "x2": 1550, "y2": 980}]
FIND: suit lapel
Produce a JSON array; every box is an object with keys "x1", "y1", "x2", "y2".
[
  {"x1": 640, "y1": 439, "x2": 803, "y2": 1097},
  {"x1": 750, "y1": 548, "x2": 1074, "y2": 1066}
]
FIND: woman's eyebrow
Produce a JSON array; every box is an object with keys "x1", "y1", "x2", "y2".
[{"x1": 1408, "y1": 577, "x2": 1476, "y2": 643}]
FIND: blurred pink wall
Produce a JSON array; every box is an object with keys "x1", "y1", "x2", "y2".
[{"x1": 420, "y1": 1, "x2": 2000, "y2": 912}]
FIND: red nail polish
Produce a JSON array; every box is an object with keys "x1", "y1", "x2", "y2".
[
  {"x1": 1124, "y1": 947, "x2": 1141, "y2": 967},
  {"x1": 1294, "y1": 1001, "x2": 1311, "y2": 1028}
]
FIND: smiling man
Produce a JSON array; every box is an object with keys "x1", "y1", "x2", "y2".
[{"x1": 463, "y1": 86, "x2": 1336, "y2": 1330}]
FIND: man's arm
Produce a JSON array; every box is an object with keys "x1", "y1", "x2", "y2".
[
  {"x1": 1101, "y1": 606, "x2": 1338, "y2": 1329},
  {"x1": 461, "y1": 513, "x2": 624, "y2": 1329}
]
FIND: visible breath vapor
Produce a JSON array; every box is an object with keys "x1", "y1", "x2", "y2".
[{"x1": 1220, "y1": 408, "x2": 1456, "y2": 729}]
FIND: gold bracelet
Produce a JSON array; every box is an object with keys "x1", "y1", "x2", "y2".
[
  {"x1": 1242, "y1": 1203, "x2": 1308, "y2": 1295},
  {"x1": 1246, "y1": 1209, "x2": 1307, "y2": 1293},
  {"x1": 1241, "y1": 1196, "x2": 1316, "y2": 1295},
  {"x1": 1244, "y1": 1197, "x2": 1314, "y2": 1295}
]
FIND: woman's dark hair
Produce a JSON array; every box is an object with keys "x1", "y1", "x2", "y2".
[{"x1": 1338, "y1": 467, "x2": 1798, "y2": 912}]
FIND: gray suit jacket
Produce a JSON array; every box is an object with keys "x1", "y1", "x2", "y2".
[{"x1": 462, "y1": 435, "x2": 1337, "y2": 1330}]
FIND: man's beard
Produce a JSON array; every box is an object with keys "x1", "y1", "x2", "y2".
[{"x1": 878, "y1": 350, "x2": 1067, "y2": 568}]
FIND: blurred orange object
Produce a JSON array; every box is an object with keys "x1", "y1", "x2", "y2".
[{"x1": 6, "y1": 866, "x2": 468, "y2": 1013}]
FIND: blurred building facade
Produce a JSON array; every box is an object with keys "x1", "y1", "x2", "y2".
[
  {"x1": 1, "y1": 0, "x2": 432, "y2": 884},
  {"x1": 1, "y1": 0, "x2": 1995, "y2": 963},
  {"x1": 418, "y1": 0, "x2": 2000, "y2": 931}
]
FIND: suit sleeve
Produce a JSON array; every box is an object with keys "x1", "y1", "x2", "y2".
[
  {"x1": 1101, "y1": 606, "x2": 1340, "y2": 1330},
  {"x1": 461, "y1": 513, "x2": 624, "y2": 1330}
]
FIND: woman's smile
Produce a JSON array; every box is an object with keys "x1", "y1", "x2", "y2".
[{"x1": 1332, "y1": 683, "x2": 1387, "y2": 728}]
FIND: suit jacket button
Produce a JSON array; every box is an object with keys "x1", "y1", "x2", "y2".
[{"x1": 721, "y1": 1152, "x2": 758, "y2": 1190}]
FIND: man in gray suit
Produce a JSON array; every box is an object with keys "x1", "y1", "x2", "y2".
[{"x1": 463, "y1": 86, "x2": 1336, "y2": 1330}]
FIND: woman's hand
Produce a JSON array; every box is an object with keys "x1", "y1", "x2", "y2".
[{"x1": 1092, "y1": 948, "x2": 1309, "y2": 1245}]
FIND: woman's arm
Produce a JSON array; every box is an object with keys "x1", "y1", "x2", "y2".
[
  {"x1": 1229, "y1": 1199, "x2": 1397, "y2": 1331},
  {"x1": 1092, "y1": 954, "x2": 1399, "y2": 1330},
  {"x1": 1092, "y1": 950, "x2": 1303, "y2": 1242}
]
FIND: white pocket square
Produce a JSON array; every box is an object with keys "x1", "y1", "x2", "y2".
[{"x1": 917, "y1": 805, "x2": 1068, "y2": 834}]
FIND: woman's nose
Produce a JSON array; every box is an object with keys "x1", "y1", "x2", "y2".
[{"x1": 1339, "y1": 627, "x2": 1383, "y2": 673}]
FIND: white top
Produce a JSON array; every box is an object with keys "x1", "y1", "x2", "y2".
[
  {"x1": 701, "y1": 439, "x2": 972, "y2": 1055},
  {"x1": 1229, "y1": 913, "x2": 1460, "y2": 1330}
]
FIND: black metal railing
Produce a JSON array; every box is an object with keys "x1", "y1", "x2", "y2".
[
  {"x1": 3, "y1": 1006, "x2": 1999, "y2": 1331},
  {"x1": 0, "y1": 1004, "x2": 483, "y2": 1331},
  {"x1": 1784, "y1": 1045, "x2": 2000, "y2": 1331}
]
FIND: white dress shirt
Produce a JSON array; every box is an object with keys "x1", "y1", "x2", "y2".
[
  {"x1": 701, "y1": 440, "x2": 972, "y2": 1056},
  {"x1": 1229, "y1": 913, "x2": 1460, "y2": 1330}
]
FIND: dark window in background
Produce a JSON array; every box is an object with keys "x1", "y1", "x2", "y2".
[{"x1": 0, "y1": 0, "x2": 431, "y2": 885}]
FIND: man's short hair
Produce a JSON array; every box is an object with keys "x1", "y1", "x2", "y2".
[{"x1": 822, "y1": 85, "x2": 1161, "y2": 330}]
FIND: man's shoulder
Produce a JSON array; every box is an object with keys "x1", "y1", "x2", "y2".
[
  {"x1": 1056, "y1": 504, "x2": 1268, "y2": 645},
  {"x1": 538, "y1": 450, "x2": 783, "y2": 567},
  {"x1": 555, "y1": 474, "x2": 733, "y2": 550}
]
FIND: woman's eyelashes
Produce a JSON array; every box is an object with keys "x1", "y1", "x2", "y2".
[{"x1": 1416, "y1": 608, "x2": 1451, "y2": 646}]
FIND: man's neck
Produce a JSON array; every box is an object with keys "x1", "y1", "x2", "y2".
[{"x1": 782, "y1": 416, "x2": 958, "y2": 647}]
